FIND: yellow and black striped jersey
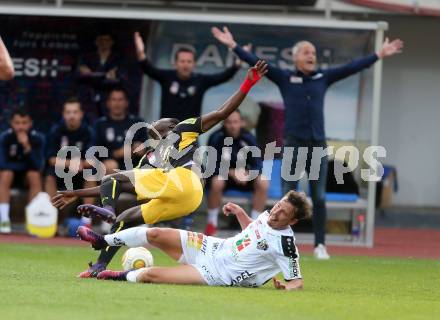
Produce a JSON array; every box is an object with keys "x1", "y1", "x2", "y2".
[{"x1": 151, "y1": 117, "x2": 204, "y2": 171}]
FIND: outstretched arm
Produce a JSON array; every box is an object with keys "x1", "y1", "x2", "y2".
[
  {"x1": 52, "y1": 186, "x2": 101, "y2": 210},
  {"x1": 212, "y1": 26, "x2": 285, "y2": 83},
  {"x1": 0, "y1": 36, "x2": 14, "y2": 80},
  {"x1": 201, "y1": 60, "x2": 267, "y2": 132},
  {"x1": 223, "y1": 202, "x2": 253, "y2": 230},
  {"x1": 326, "y1": 37, "x2": 403, "y2": 85},
  {"x1": 134, "y1": 32, "x2": 168, "y2": 81}
]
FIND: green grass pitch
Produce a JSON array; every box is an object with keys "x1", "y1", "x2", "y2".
[{"x1": 0, "y1": 243, "x2": 438, "y2": 320}]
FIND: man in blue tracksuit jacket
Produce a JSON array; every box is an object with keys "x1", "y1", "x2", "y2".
[
  {"x1": 0, "y1": 109, "x2": 45, "y2": 233},
  {"x1": 212, "y1": 26, "x2": 403, "y2": 259}
]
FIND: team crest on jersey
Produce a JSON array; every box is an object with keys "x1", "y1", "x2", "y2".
[
  {"x1": 256, "y1": 239, "x2": 268, "y2": 251},
  {"x1": 106, "y1": 128, "x2": 115, "y2": 142},
  {"x1": 187, "y1": 86, "x2": 196, "y2": 96},
  {"x1": 61, "y1": 136, "x2": 69, "y2": 147},
  {"x1": 9, "y1": 144, "x2": 17, "y2": 157},
  {"x1": 170, "y1": 81, "x2": 179, "y2": 94}
]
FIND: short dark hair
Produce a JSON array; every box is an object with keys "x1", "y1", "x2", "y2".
[
  {"x1": 108, "y1": 86, "x2": 129, "y2": 100},
  {"x1": 230, "y1": 109, "x2": 241, "y2": 117},
  {"x1": 96, "y1": 31, "x2": 114, "y2": 40},
  {"x1": 285, "y1": 190, "x2": 312, "y2": 221},
  {"x1": 174, "y1": 47, "x2": 196, "y2": 61},
  {"x1": 63, "y1": 97, "x2": 82, "y2": 111},
  {"x1": 10, "y1": 108, "x2": 31, "y2": 120}
]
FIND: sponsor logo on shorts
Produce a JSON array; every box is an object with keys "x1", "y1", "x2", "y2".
[
  {"x1": 256, "y1": 239, "x2": 268, "y2": 251},
  {"x1": 211, "y1": 242, "x2": 220, "y2": 255},
  {"x1": 230, "y1": 271, "x2": 254, "y2": 286},
  {"x1": 200, "y1": 265, "x2": 215, "y2": 283},
  {"x1": 289, "y1": 257, "x2": 300, "y2": 278},
  {"x1": 187, "y1": 231, "x2": 207, "y2": 254}
]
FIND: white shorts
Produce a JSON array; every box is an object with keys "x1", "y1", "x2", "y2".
[{"x1": 178, "y1": 230, "x2": 226, "y2": 286}]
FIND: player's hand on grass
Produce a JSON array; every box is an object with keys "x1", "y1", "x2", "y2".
[
  {"x1": 273, "y1": 278, "x2": 287, "y2": 290},
  {"x1": 211, "y1": 26, "x2": 237, "y2": 49},
  {"x1": 273, "y1": 278, "x2": 304, "y2": 291},
  {"x1": 223, "y1": 202, "x2": 246, "y2": 217},
  {"x1": 52, "y1": 191, "x2": 78, "y2": 210}
]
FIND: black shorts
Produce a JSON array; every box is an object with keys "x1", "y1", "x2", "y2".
[
  {"x1": 225, "y1": 178, "x2": 257, "y2": 192},
  {"x1": 10, "y1": 170, "x2": 32, "y2": 189}
]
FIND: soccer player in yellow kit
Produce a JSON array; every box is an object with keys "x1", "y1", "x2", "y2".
[{"x1": 52, "y1": 60, "x2": 268, "y2": 277}]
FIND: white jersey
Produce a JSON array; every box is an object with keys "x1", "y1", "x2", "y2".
[
  {"x1": 179, "y1": 211, "x2": 302, "y2": 287},
  {"x1": 212, "y1": 211, "x2": 302, "y2": 287}
]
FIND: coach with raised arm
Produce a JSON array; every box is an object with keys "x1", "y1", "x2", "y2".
[
  {"x1": 134, "y1": 32, "x2": 240, "y2": 120},
  {"x1": 212, "y1": 26, "x2": 403, "y2": 259}
]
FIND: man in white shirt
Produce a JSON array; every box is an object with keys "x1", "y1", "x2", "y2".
[{"x1": 77, "y1": 190, "x2": 311, "y2": 290}]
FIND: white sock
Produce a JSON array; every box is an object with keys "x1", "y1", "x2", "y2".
[
  {"x1": 81, "y1": 216, "x2": 91, "y2": 225},
  {"x1": 100, "y1": 221, "x2": 112, "y2": 234},
  {"x1": 207, "y1": 208, "x2": 219, "y2": 226},
  {"x1": 104, "y1": 227, "x2": 149, "y2": 247},
  {"x1": 251, "y1": 209, "x2": 260, "y2": 220},
  {"x1": 0, "y1": 203, "x2": 10, "y2": 222},
  {"x1": 126, "y1": 267, "x2": 148, "y2": 283}
]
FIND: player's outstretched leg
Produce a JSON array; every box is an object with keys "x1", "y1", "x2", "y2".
[
  {"x1": 78, "y1": 206, "x2": 145, "y2": 278},
  {"x1": 96, "y1": 270, "x2": 130, "y2": 281},
  {"x1": 97, "y1": 265, "x2": 206, "y2": 285},
  {"x1": 77, "y1": 226, "x2": 107, "y2": 249},
  {"x1": 77, "y1": 204, "x2": 116, "y2": 224},
  {"x1": 77, "y1": 172, "x2": 135, "y2": 223}
]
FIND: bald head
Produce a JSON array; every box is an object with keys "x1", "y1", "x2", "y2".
[
  {"x1": 292, "y1": 41, "x2": 317, "y2": 75},
  {"x1": 149, "y1": 118, "x2": 179, "y2": 140}
]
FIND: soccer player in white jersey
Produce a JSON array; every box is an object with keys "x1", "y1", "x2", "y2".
[{"x1": 77, "y1": 190, "x2": 311, "y2": 290}]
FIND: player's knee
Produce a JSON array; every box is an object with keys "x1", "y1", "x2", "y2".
[
  {"x1": 27, "y1": 171, "x2": 42, "y2": 184},
  {"x1": 210, "y1": 176, "x2": 225, "y2": 192},
  {"x1": 0, "y1": 170, "x2": 14, "y2": 186},
  {"x1": 146, "y1": 228, "x2": 162, "y2": 245}
]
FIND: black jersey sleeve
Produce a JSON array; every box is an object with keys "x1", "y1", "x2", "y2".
[
  {"x1": 174, "y1": 117, "x2": 204, "y2": 134},
  {"x1": 173, "y1": 117, "x2": 204, "y2": 151}
]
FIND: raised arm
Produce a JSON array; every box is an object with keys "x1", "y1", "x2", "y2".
[
  {"x1": 0, "y1": 37, "x2": 14, "y2": 80},
  {"x1": 211, "y1": 26, "x2": 285, "y2": 84},
  {"x1": 223, "y1": 202, "x2": 253, "y2": 230},
  {"x1": 134, "y1": 32, "x2": 169, "y2": 82},
  {"x1": 326, "y1": 37, "x2": 403, "y2": 85},
  {"x1": 201, "y1": 60, "x2": 267, "y2": 132}
]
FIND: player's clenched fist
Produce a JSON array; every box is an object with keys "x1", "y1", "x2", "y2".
[{"x1": 222, "y1": 202, "x2": 246, "y2": 217}]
